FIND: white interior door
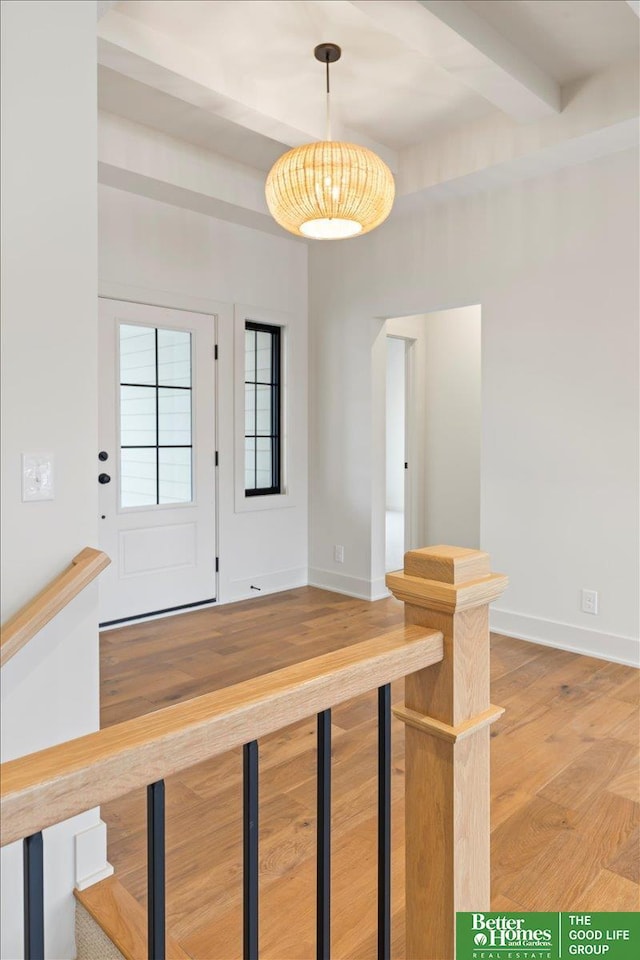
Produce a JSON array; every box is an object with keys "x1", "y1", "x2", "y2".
[{"x1": 98, "y1": 298, "x2": 217, "y2": 625}]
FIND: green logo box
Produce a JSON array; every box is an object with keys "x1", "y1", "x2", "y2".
[{"x1": 456, "y1": 912, "x2": 640, "y2": 960}]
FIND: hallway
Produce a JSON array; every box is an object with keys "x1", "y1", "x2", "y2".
[{"x1": 100, "y1": 588, "x2": 640, "y2": 957}]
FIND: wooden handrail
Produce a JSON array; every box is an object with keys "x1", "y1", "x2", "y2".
[
  {"x1": 0, "y1": 547, "x2": 110, "y2": 668},
  {"x1": 0, "y1": 624, "x2": 443, "y2": 846}
]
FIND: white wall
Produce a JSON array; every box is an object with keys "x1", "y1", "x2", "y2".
[
  {"x1": 415, "y1": 306, "x2": 481, "y2": 548},
  {"x1": 310, "y1": 148, "x2": 639, "y2": 664},
  {"x1": 98, "y1": 184, "x2": 309, "y2": 602},
  {"x1": 385, "y1": 338, "x2": 405, "y2": 513},
  {"x1": 1, "y1": 2, "x2": 101, "y2": 957}
]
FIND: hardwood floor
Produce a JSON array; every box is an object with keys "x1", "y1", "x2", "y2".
[{"x1": 100, "y1": 587, "x2": 640, "y2": 958}]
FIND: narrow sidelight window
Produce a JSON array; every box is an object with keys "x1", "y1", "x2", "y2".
[{"x1": 244, "y1": 321, "x2": 281, "y2": 496}]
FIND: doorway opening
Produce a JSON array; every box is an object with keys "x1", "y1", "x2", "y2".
[
  {"x1": 385, "y1": 336, "x2": 409, "y2": 572},
  {"x1": 376, "y1": 305, "x2": 482, "y2": 587}
]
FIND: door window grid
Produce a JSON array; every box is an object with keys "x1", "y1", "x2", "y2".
[
  {"x1": 245, "y1": 321, "x2": 281, "y2": 496},
  {"x1": 119, "y1": 324, "x2": 193, "y2": 507}
]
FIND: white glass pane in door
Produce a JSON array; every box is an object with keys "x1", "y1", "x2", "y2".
[
  {"x1": 121, "y1": 448, "x2": 157, "y2": 508},
  {"x1": 157, "y1": 329, "x2": 191, "y2": 387},
  {"x1": 158, "y1": 388, "x2": 192, "y2": 446},
  {"x1": 120, "y1": 386, "x2": 157, "y2": 446},
  {"x1": 159, "y1": 448, "x2": 192, "y2": 504},
  {"x1": 120, "y1": 324, "x2": 156, "y2": 384}
]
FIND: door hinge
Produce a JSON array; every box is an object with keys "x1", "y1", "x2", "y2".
[
  {"x1": 215, "y1": 557, "x2": 219, "y2": 573},
  {"x1": 215, "y1": 451, "x2": 219, "y2": 467},
  {"x1": 214, "y1": 344, "x2": 218, "y2": 360}
]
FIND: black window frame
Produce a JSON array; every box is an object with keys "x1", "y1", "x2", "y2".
[{"x1": 244, "y1": 320, "x2": 281, "y2": 497}]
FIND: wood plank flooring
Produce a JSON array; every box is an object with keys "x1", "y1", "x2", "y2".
[{"x1": 100, "y1": 587, "x2": 639, "y2": 958}]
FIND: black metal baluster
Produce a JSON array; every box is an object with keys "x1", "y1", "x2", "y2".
[
  {"x1": 23, "y1": 832, "x2": 44, "y2": 960},
  {"x1": 378, "y1": 685, "x2": 391, "y2": 960},
  {"x1": 147, "y1": 780, "x2": 166, "y2": 960},
  {"x1": 316, "y1": 709, "x2": 331, "y2": 960},
  {"x1": 244, "y1": 740, "x2": 259, "y2": 960}
]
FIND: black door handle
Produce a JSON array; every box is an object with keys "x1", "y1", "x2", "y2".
[{"x1": 98, "y1": 473, "x2": 111, "y2": 485}]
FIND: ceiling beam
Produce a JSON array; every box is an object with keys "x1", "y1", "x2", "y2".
[
  {"x1": 97, "y1": 9, "x2": 398, "y2": 170},
  {"x1": 393, "y1": 117, "x2": 639, "y2": 214},
  {"x1": 98, "y1": 66, "x2": 287, "y2": 174},
  {"x1": 98, "y1": 112, "x2": 295, "y2": 240},
  {"x1": 397, "y1": 56, "x2": 638, "y2": 198},
  {"x1": 99, "y1": 162, "x2": 288, "y2": 239},
  {"x1": 347, "y1": 0, "x2": 561, "y2": 121}
]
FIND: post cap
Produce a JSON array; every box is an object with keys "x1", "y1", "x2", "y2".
[
  {"x1": 403, "y1": 545, "x2": 491, "y2": 584},
  {"x1": 386, "y1": 545, "x2": 507, "y2": 613}
]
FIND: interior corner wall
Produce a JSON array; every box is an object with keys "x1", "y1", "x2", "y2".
[
  {"x1": 309, "y1": 148, "x2": 640, "y2": 664},
  {"x1": 0, "y1": 2, "x2": 100, "y2": 958},
  {"x1": 97, "y1": 185, "x2": 308, "y2": 600}
]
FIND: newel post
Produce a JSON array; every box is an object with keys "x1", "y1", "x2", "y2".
[{"x1": 386, "y1": 546, "x2": 508, "y2": 960}]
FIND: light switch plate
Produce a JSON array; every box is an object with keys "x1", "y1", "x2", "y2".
[{"x1": 22, "y1": 453, "x2": 54, "y2": 501}]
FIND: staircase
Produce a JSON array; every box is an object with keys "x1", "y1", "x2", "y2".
[
  {"x1": 75, "y1": 877, "x2": 190, "y2": 960},
  {"x1": 0, "y1": 545, "x2": 508, "y2": 960}
]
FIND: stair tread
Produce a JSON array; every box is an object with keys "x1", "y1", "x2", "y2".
[{"x1": 75, "y1": 876, "x2": 191, "y2": 960}]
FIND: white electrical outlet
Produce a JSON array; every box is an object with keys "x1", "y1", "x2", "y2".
[
  {"x1": 334, "y1": 545, "x2": 344, "y2": 563},
  {"x1": 581, "y1": 588, "x2": 599, "y2": 615}
]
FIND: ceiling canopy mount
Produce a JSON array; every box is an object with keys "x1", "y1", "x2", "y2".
[{"x1": 314, "y1": 42, "x2": 342, "y2": 65}]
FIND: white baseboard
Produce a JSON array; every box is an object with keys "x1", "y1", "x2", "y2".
[
  {"x1": 75, "y1": 820, "x2": 114, "y2": 892},
  {"x1": 490, "y1": 607, "x2": 639, "y2": 667},
  {"x1": 225, "y1": 566, "x2": 308, "y2": 604},
  {"x1": 371, "y1": 577, "x2": 392, "y2": 602},
  {"x1": 308, "y1": 567, "x2": 390, "y2": 602}
]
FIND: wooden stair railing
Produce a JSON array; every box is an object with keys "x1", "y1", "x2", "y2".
[
  {"x1": 0, "y1": 547, "x2": 110, "y2": 667},
  {"x1": 0, "y1": 544, "x2": 507, "y2": 960}
]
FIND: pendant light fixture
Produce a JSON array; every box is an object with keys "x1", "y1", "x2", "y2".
[{"x1": 265, "y1": 43, "x2": 395, "y2": 240}]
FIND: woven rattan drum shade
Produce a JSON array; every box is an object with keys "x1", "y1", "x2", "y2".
[{"x1": 265, "y1": 140, "x2": 395, "y2": 240}]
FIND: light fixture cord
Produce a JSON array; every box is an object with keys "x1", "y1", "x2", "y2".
[{"x1": 325, "y1": 51, "x2": 332, "y2": 141}]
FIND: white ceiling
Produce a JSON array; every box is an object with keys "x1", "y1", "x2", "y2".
[
  {"x1": 107, "y1": 0, "x2": 497, "y2": 149},
  {"x1": 98, "y1": 0, "x2": 639, "y2": 186},
  {"x1": 465, "y1": 0, "x2": 639, "y2": 84}
]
